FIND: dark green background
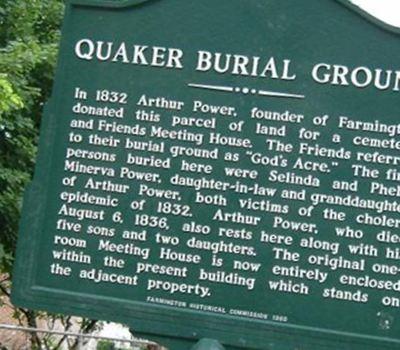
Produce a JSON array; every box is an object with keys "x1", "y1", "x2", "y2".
[{"x1": 11, "y1": 0, "x2": 400, "y2": 349}]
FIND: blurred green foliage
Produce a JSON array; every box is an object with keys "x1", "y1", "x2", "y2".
[
  {"x1": 0, "y1": 3, "x2": 101, "y2": 349},
  {"x1": 0, "y1": 0, "x2": 64, "y2": 272}
]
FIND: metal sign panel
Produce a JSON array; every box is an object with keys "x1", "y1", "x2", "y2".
[{"x1": 12, "y1": 0, "x2": 400, "y2": 348}]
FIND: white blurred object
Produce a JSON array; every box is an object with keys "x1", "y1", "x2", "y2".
[
  {"x1": 85, "y1": 323, "x2": 143, "y2": 350},
  {"x1": 350, "y1": 0, "x2": 400, "y2": 27}
]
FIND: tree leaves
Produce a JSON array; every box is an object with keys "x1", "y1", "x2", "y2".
[
  {"x1": 0, "y1": 0, "x2": 64, "y2": 271},
  {"x1": 0, "y1": 4, "x2": 101, "y2": 349},
  {"x1": 0, "y1": 74, "x2": 24, "y2": 114}
]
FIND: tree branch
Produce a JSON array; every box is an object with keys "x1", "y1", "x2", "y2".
[
  {"x1": 0, "y1": 282, "x2": 11, "y2": 298},
  {"x1": 0, "y1": 276, "x2": 10, "y2": 284},
  {"x1": 52, "y1": 316, "x2": 73, "y2": 350}
]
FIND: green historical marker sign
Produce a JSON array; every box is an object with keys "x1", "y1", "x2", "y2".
[{"x1": 11, "y1": 0, "x2": 400, "y2": 349}]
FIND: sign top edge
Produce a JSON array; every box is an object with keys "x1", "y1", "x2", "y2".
[{"x1": 68, "y1": 0, "x2": 400, "y2": 36}]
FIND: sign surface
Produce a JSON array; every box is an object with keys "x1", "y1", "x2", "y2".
[{"x1": 12, "y1": 0, "x2": 400, "y2": 348}]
